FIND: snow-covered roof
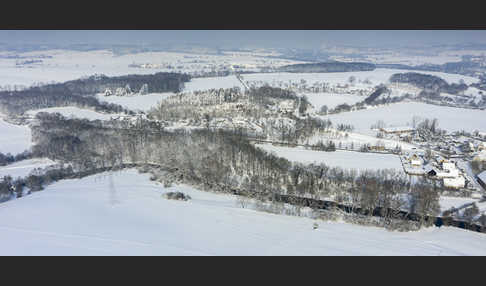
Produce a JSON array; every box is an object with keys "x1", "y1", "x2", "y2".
[
  {"x1": 424, "y1": 164, "x2": 437, "y2": 174},
  {"x1": 478, "y1": 171, "x2": 486, "y2": 183},
  {"x1": 444, "y1": 176, "x2": 465, "y2": 188},
  {"x1": 442, "y1": 162, "x2": 456, "y2": 171},
  {"x1": 474, "y1": 151, "x2": 486, "y2": 161}
]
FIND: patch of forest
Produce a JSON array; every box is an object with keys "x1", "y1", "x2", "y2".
[
  {"x1": 389, "y1": 72, "x2": 468, "y2": 95},
  {"x1": 0, "y1": 72, "x2": 191, "y2": 116},
  {"x1": 149, "y1": 86, "x2": 327, "y2": 143},
  {"x1": 278, "y1": 61, "x2": 376, "y2": 73}
]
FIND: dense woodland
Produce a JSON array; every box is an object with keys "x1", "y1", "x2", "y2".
[{"x1": 149, "y1": 86, "x2": 327, "y2": 143}]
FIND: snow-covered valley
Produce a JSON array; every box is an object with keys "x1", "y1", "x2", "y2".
[
  {"x1": 1, "y1": 169, "x2": 486, "y2": 256},
  {"x1": 2, "y1": 45, "x2": 486, "y2": 256}
]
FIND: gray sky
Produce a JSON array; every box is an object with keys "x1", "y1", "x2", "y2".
[{"x1": 2, "y1": 30, "x2": 486, "y2": 50}]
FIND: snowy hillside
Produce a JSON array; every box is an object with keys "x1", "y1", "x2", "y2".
[
  {"x1": 0, "y1": 158, "x2": 56, "y2": 179},
  {"x1": 0, "y1": 116, "x2": 32, "y2": 155},
  {"x1": 1, "y1": 169, "x2": 486, "y2": 255}
]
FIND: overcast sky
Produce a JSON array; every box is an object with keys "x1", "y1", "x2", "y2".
[{"x1": 2, "y1": 30, "x2": 486, "y2": 50}]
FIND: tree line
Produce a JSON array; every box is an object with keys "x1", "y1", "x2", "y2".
[{"x1": 0, "y1": 72, "x2": 191, "y2": 116}]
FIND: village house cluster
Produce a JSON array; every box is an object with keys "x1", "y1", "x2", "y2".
[{"x1": 382, "y1": 124, "x2": 486, "y2": 195}]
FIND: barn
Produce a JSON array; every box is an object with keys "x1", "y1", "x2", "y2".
[{"x1": 444, "y1": 176, "x2": 465, "y2": 189}]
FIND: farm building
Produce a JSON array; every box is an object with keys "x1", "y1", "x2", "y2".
[
  {"x1": 444, "y1": 176, "x2": 465, "y2": 189},
  {"x1": 424, "y1": 164, "x2": 438, "y2": 177},
  {"x1": 436, "y1": 162, "x2": 459, "y2": 178},
  {"x1": 278, "y1": 100, "x2": 295, "y2": 113},
  {"x1": 478, "y1": 170, "x2": 486, "y2": 190},
  {"x1": 479, "y1": 142, "x2": 486, "y2": 151},
  {"x1": 409, "y1": 154, "x2": 421, "y2": 166},
  {"x1": 473, "y1": 151, "x2": 486, "y2": 163}
]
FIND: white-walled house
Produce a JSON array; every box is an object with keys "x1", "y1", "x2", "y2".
[
  {"x1": 444, "y1": 176, "x2": 465, "y2": 189},
  {"x1": 437, "y1": 161, "x2": 459, "y2": 178}
]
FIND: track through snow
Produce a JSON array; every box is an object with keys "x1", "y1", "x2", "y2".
[{"x1": 1, "y1": 169, "x2": 486, "y2": 255}]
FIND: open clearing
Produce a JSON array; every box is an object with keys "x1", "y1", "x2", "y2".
[
  {"x1": 95, "y1": 93, "x2": 173, "y2": 112},
  {"x1": 322, "y1": 102, "x2": 486, "y2": 135},
  {"x1": 0, "y1": 116, "x2": 32, "y2": 155},
  {"x1": 256, "y1": 144, "x2": 403, "y2": 171},
  {"x1": 184, "y1": 69, "x2": 480, "y2": 93},
  {"x1": 0, "y1": 158, "x2": 56, "y2": 179},
  {"x1": 1, "y1": 169, "x2": 486, "y2": 255}
]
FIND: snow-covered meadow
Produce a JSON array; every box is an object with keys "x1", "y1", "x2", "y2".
[
  {"x1": 256, "y1": 144, "x2": 403, "y2": 171},
  {"x1": 322, "y1": 102, "x2": 486, "y2": 135},
  {"x1": 0, "y1": 49, "x2": 305, "y2": 88},
  {"x1": 0, "y1": 158, "x2": 56, "y2": 179},
  {"x1": 0, "y1": 116, "x2": 32, "y2": 155},
  {"x1": 183, "y1": 69, "x2": 480, "y2": 93},
  {"x1": 1, "y1": 169, "x2": 486, "y2": 255}
]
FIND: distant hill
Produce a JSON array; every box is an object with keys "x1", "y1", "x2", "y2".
[
  {"x1": 278, "y1": 61, "x2": 376, "y2": 73},
  {"x1": 389, "y1": 72, "x2": 467, "y2": 94}
]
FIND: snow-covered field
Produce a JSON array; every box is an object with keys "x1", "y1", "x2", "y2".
[
  {"x1": 304, "y1": 93, "x2": 364, "y2": 110},
  {"x1": 0, "y1": 158, "x2": 56, "y2": 179},
  {"x1": 323, "y1": 102, "x2": 486, "y2": 135},
  {"x1": 183, "y1": 69, "x2": 480, "y2": 93},
  {"x1": 306, "y1": 131, "x2": 418, "y2": 152},
  {"x1": 256, "y1": 144, "x2": 403, "y2": 171},
  {"x1": 95, "y1": 93, "x2": 173, "y2": 112},
  {"x1": 0, "y1": 116, "x2": 32, "y2": 155},
  {"x1": 26, "y1": 107, "x2": 116, "y2": 121},
  {"x1": 0, "y1": 49, "x2": 305, "y2": 88},
  {"x1": 439, "y1": 196, "x2": 478, "y2": 212},
  {"x1": 1, "y1": 169, "x2": 486, "y2": 255}
]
